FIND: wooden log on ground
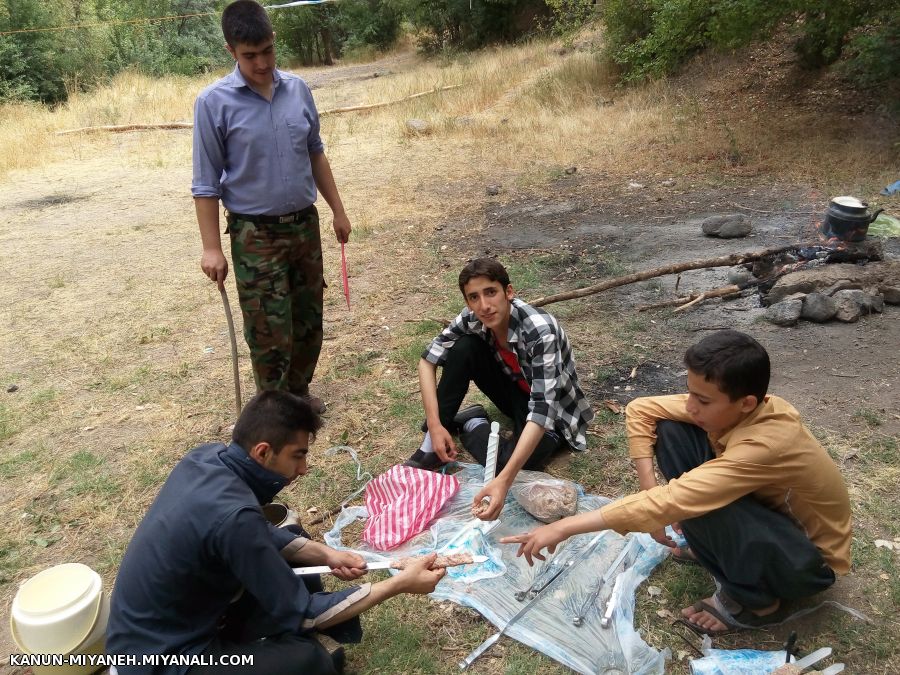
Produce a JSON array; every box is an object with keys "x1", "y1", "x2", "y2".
[
  {"x1": 56, "y1": 85, "x2": 463, "y2": 135},
  {"x1": 320, "y1": 84, "x2": 462, "y2": 115},
  {"x1": 637, "y1": 285, "x2": 744, "y2": 312},
  {"x1": 673, "y1": 285, "x2": 742, "y2": 312},
  {"x1": 57, "y1": 122, "x2": 193, "y2": 135},
  {"x1": 529, "y1": 244, "x2": 799, "y2": 308}
]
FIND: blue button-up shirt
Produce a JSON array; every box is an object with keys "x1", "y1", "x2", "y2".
[{"x1": 192, "y1": 65, "x2": 324, "y2": 216}]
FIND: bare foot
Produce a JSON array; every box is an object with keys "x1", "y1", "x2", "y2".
[
  {"x1": 681, "y1": 595, "x2": 781, "y2": 632},
  {"x1": 681, "y1": 595, "x2": 732, "y2": 633}
]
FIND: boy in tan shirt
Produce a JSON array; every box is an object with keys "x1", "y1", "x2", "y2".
[{"x1": 503, "y1": 330, "x2": 851, "y2": 635}]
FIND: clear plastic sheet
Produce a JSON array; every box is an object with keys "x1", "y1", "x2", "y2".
[
  {"x1": 325, "y1": 463, "x2": 671, "y2": 674},
  {"x1": 690, "y1": 649, "x2": 790, "y2": 675}
]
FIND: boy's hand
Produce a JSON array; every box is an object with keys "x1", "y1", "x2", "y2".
[
  {"x1": 472, "y1": 478, "x2": 509, "y2": 521},
  {"x1": 392, "y1": 553, "x2": 445, "y2": 594},
  {"x1": 332, "y1": 212, "x2": 351, "y2": 243},
  {"x1": 429, "y1": 425, "x2": 458, "y2": 463},
  {"x1": 326, "y1": 550, "x2": 368, "y2": 581},
  {"x1": 500, "y1": 523, "x2": 566, "y2": 566},
  {"x1": 201, "y1": 248, "x2": 228, "y2": 290},
  {"x1": 650, "y1": 528, "x2": 677, "y2": 549}
]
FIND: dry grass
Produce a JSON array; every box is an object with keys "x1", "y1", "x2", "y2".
[{"x1": 1, "y1": 32, "x2": 898, "y2": 675}]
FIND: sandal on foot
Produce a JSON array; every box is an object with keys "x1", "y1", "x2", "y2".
[
  {"x1": 673, "y1": 600, "x2": 744, "y2": 637},
  {"x1": 675, "y1": 597, "x2": 796, "y2": 637}
]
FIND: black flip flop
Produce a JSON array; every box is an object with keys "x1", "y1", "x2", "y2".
[
  {"x1": 673, "y1": 600, "x2": 744, "y2": 637},
  {"x1": 674, "y1": 598, "x2": 797, "y2": 637}
]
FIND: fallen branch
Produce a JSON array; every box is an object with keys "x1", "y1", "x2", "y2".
[
  {"x1": 673, "y1": 286, "x2": 742, "y2": 312},
  {"x1": 530, "y1": 244, "x2": 798, "y2": 307},
  {"x1": 638, "y1": 284, "x2": 745, "y2": 312},
  {"x1": 638, "y1": 293, "x2": 699, "y2": 312},
  {"x1": 320, "y1": 84, "x2": 462, "y2": 116},
  {"x1": 56, "y1": 85, "x2": 463, "y2": 135},
  {"x1": 57, "y1": 122, "x2": 192, "y2": 136}
]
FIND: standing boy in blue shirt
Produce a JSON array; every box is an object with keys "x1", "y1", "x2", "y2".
[{"x1": 192, "y1": 0, "x2": 350, "y2": 412}]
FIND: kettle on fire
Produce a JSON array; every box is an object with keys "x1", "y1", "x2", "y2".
[{"x1": 822, "y1": 196, "x2": 884, "y2": 242}]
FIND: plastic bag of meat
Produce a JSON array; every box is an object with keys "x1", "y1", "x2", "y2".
[{"x1": 512, "y1": 479, "x2": 578, "y2": 523}]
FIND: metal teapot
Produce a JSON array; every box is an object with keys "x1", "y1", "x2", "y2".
[{"x1": 822, "y1": 196, "x2": 884, "y2": 242}]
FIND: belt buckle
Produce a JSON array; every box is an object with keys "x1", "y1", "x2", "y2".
[{"x1": 278, "y1": 213, "x2": 294, "y2": 224}]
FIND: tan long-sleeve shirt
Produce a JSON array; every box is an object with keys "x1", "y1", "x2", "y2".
[{"x1": 599, "y1": 395, "x2": 852, "y2": 574}]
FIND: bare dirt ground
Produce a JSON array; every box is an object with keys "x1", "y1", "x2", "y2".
[
  {"x1": 1, "y1": 42, "x2": 899, "y2": 674},
  {"x1": 448, "y1": 176, "x2": 900, "y2": 436}
]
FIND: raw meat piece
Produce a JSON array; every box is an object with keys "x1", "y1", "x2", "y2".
[
  {"x1": 514, "y1": 480, "x2": 578, "y2": 522},
  {"x1": 390, "y1": 553, "x2": 474, "y2": 569}
]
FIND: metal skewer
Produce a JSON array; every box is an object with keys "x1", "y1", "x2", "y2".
[
  {"x1": 572, "y1": 536, "x2": 635, "y2": 627},
  {"x1": 461, "y1": 531, "x2": 606, "y2": 670},
  {"x1": 600, "y1": 574, "x2": 625, "y2": 628}
]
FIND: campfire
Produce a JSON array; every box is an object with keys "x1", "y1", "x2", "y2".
[{"x1": 527, "y1": 199, "x2": 898, "y2": 327}]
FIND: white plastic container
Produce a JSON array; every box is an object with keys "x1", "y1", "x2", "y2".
[{"x1": 10, "y1": 562, "x2": 108, "y2": 675}]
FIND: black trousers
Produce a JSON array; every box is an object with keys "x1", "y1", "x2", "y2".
[
  {"x1": 189, "y1": 526, "x2": 360, "y2": 675},
  {"x1": 655, "y1": 420, "x2": 836, "y2": 610},
  {"x1": 436, "y1": 334, "x2": 563, "y2": 471}
]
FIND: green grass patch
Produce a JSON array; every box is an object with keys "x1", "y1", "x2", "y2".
[
  {"x1": 29, "y1": 387, "x2": 59, "y2": 405},
  {"x1": 51, "y1": 450, "x2": 121, "y2": 497},
  {"x1": 852, "y1": 408, "x2": 883, "y2": 427},
  {"x1": 0, "y1": 538, "x2": 22, "y2": 584},
  {"x1": 504, "y1": 255, "x2": 556, "y2": 296},
  {"x1": 351, "y1": 595, "x2": 441, "y2": 672},
  {"x1": 0, "y1": 403, "x2": 18, "y2": 441},
  {"x1": 0, "y1": 447, "x2": 42, "y2": 479}
]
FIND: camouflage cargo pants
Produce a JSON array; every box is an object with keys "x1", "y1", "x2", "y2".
[{"x1": 227, "y1": 207, "x2": 323, "y2": 396}]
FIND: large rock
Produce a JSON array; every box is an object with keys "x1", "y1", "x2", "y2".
[
  {"x1": 701, "y1": 213, "x2": 752, "y2": 238},
  {"x1": 765, "y1": 298, "x2": 803, "y2": 326},
  {"x1": 801, "y1": 293, "x2": 837, "y2": 322},
  {"x1": 405, "y1": 118, "x2": 431, "y2": 134},
  {"x1": 880, "y1": 286, "x2": 900, "y2": 304},
  {"x1": 727, "y1": 266, "x2": 753, "y2": 285},
  {"x1": 766, "y1": 260, "x2": 900, "y2": 304},
  {"x1": 832, "y1": 289, "x2": 882, "y2": 322}
]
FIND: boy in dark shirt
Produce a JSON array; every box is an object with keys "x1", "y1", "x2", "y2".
[{"x1": 107, "y1": 392, "x2": 444, "y2": 674}]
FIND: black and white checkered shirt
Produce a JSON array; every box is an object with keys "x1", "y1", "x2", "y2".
[{"x1": 422, "y1": 299, "x2": 594, "y2": 451}]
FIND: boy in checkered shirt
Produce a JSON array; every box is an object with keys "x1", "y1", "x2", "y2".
[{"x1": 405, "y1": 258, "x2": 594, "y2": 520}]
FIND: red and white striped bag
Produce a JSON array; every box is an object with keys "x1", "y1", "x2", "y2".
[{"x1": 363, "y1": 465, "x2": 460, "y2": 551}]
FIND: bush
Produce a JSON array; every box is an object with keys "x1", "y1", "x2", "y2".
[
  {"x1": 272, "y1": 0, "x2": 403, "y2": 65},
  {"x1": 402, "y1": 0, "x2": 549, "y2": 52},
  {"x1": 601, "y1": 0, "x2": 899, "y2": 86},
  {"x1": 0, "y1": 0, "x2": 227, "y2": 103}
]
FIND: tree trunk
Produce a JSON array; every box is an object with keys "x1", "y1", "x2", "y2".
[{"x1": 321, "y1": 28, "x2": 334, "y2": 66}]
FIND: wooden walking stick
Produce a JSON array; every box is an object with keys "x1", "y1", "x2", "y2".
[{"x1": 219, "y1": 287, "x2": 242, "y2": 417}]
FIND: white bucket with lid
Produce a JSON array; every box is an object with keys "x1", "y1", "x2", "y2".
[{"x1": 10, "y1": 562, "x2": 108, "y2": 675}]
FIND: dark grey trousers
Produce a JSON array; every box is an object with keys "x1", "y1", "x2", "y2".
[
  {"x1": 655, "y1": 420, "x2": 836, "y2": 610},
  {"x1": 436, "y1": 334, "x2": 562, "y2": 471},
  {"x1": 189, "y1": 526, "x2": 357, "y2": 675}
]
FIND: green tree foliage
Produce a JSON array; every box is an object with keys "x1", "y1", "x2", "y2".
[
  {"x1": 101, "y1": 0, "x2": 226, "y2": 77},
  {"x1": 543, "y1": 0, "x2": 595, "y2": 36},
  {"x1": 401, "y1": 0, "x2": 550, "y2": 52},
  {"x1": 272, "y1": 0, "x2": 402, "y2": 65},
  {"x1": 0, "y1": 0, "x2": 228, "y2": 103},
  {"x1": 602, "y1": 0, "x2": 899, "y2": 85}
]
